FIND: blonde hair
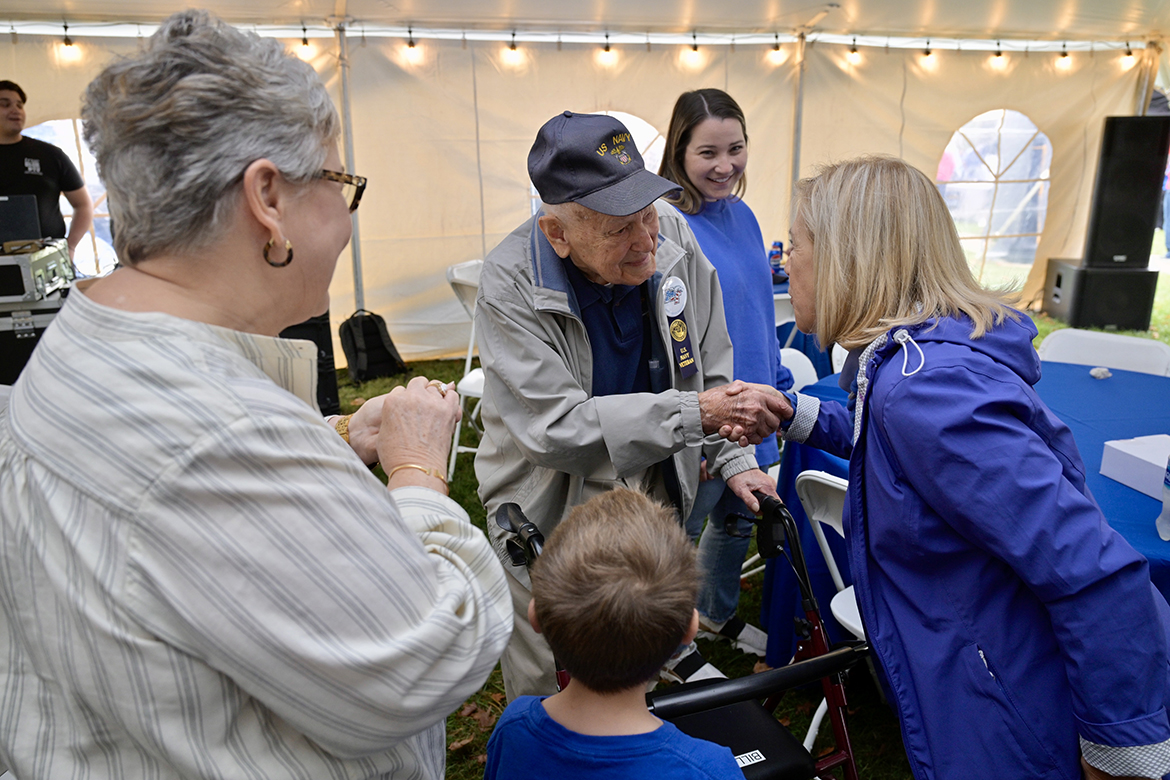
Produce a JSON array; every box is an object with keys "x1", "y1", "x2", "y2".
[
  {"x1": 530, "y1": 488, "x2": 697, "y2": 693},
  {"x1": 794, "y1": 155, "x2": 1018, "y2": 349}
]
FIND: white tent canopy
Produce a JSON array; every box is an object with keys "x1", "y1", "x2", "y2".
[{"x1": 3, "y1": 1, "x2": 1167, "y2": 360}]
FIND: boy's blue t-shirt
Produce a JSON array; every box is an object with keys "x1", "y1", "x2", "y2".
[{"x1": 484, "y1": 696, "x2": 745, "y2": 780}]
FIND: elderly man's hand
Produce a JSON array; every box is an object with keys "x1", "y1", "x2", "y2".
[
  {"x1": 698, "y1": 381, "x2": 792, "y2": 447},
  {"x1": 726, "y1": 468, "x2": 778, "y2": 514}
]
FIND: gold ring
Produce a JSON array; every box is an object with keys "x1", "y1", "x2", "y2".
[{"x1": 427, "y1": 379, "x2": 448, "y2": 396}]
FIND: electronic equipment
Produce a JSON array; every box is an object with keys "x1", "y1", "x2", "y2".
[
  {"x1": 0, "y1": 240, "x2": 75, "y2": 304},
  {"x1": 0, "y1": 293, "x2": 65, "y2": 384},
  {"x1": 1082, "y1": 116, "x2": 1170, "y2": 269},
  {"x1": 0, "y1": 194, "x2": 42, "y2": 245},
  {"x1": 1043, "y1": 259, "x2": 1159, "y2": 330}
]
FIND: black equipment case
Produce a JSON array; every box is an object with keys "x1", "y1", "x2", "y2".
[{"x1": 1, "y1": 294, "x2": 65, "y2": 385}]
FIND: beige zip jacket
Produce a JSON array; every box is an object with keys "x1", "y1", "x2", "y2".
[{"x1": 474, "y1": 201, "x2": 757, "y2": 578}]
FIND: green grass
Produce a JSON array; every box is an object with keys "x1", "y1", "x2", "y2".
[{"x1": 337, "y1": 362, "x2": 912, "y2": 780}]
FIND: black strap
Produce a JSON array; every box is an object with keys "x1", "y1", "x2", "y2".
[
  {"x1": 717, "y1": 615, "x2": 748, "y2": 641},
  {"x1": 342, "y1": 310, "x2": 371, "y2": 373}
]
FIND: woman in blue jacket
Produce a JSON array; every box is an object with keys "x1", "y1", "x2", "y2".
[
  {"x1": 658, "y1": 89, "x2": 793, "y2": 661},
  {"x1": 781, "y1": 155, "x2": 1170, "y2": 780}
]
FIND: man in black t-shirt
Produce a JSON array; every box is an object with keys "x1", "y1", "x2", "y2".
[{"x1": 0, "y1": 80, "x2": 93, "y2": 259}]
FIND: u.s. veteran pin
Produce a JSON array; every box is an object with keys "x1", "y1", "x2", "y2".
[{"x1": 662, "y1": 276, "x2": 697, "y2": 378}]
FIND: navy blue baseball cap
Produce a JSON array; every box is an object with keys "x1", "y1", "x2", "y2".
[{"x1": 527, "y1": 111, "x2": 681, "y2": 217}]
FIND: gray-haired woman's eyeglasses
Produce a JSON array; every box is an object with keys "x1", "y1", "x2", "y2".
[{"x1": 319, "y1": 169, "x2": 367, "y2": 213}]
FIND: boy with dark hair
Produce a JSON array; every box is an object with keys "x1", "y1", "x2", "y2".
[{"x1": 483, "y1": 488, "x2": 744, "y2": 780}]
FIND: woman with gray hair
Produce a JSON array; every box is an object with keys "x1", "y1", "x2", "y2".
[
  {"x1": 780, "y1": 154, "x2": 1170, "y2": 780},
  {"x1": 0, "y1": 10, "x2": 510, "y2": 780}
]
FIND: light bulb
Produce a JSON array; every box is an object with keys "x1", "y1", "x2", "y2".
[
  {"x1": 502, "y1": 34, "x2": 523, "y2": 66},
  {"x1": 596, "y1": 35, "x2": 617, "y2": 67},
  {"x1": 767, "y1": 34, "x2": 786, "y2": 64},
  {"x1": 846, "y1": 38, "x2": 861, "y2": 65}
]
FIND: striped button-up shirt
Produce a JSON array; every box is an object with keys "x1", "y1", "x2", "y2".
[{"x1": 0, "y1": 291, "x2": 511, "y2": 779}]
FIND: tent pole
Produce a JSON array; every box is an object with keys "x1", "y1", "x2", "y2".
[
  {"x1": 336, "y1": 21, "x2": 365, "y2": 312},
  {"x1": 1137, "y1": 40, "x2": 1163, "y2": 116},
  {"x1": 790, "y1": 31, "x2": 807, "y2": 204}
]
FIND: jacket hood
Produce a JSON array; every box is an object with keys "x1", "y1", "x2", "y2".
[{"x1": 876, "y1": 310, "x2": 1041, "y2": 386}]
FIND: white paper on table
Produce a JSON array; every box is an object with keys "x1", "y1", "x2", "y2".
[{"x1": 1100, "y1": 434, "x2": 1170, "y2": 500}]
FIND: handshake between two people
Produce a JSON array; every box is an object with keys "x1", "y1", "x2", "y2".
[
  {"x1": 698, "y1": 381, "x2": 794, "y2": 513},
  {"x1": 698, "y1": 380, "x2": 793, "y2": 448}
]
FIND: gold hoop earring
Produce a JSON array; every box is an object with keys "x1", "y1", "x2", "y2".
[{"x1": 263, "y1": 238, "x2": 294, "y2": 267}]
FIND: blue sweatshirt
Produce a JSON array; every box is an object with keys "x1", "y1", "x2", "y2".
[{"x1": 682, "y1": 197, "x2": 793, "y2": 466}]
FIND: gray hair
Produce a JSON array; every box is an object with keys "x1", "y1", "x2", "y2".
[{"x1": 82, "y1": 10, "x2": 339, "y2": 263}]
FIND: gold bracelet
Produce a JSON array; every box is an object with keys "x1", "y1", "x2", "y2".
[
  {"x1": 386, "y1": 463, "x2": 448, "y2": 487},
  {"x1": 334, "y1": 414, "x2": 353, "y2": 444}
]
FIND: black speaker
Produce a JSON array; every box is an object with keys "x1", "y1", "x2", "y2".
[
  {"x1": 1082, "y1": 116, "x2": 1170, "y2": 268},
  {"x1": 1043, "y1": 259, "x2": 1159, "y2": 330},
  {"x1": 279, "y1": 310, "x2": 341, "y2": 417}
]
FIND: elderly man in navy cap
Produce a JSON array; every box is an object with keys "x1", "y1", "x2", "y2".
[{"x1": 475, "y1": 111, "x2": 788, "y2": 699}]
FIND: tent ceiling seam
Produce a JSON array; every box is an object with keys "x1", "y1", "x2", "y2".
[{"x1": 0, "y1": 20, "x2": 1157, "y2": 51}]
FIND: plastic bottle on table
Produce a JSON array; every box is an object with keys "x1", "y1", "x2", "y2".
[{"x1": 1157, "y1": 455, "x2": 1170, "y2": 542}]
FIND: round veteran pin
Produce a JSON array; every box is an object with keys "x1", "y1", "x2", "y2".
[{"x1": 662, "y1": 276, "x2": 687, "y2": 317}]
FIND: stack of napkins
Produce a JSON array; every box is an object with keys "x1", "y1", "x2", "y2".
[{"x1": 1100, "y1": 434, "x2": 1170, "y2": 499}]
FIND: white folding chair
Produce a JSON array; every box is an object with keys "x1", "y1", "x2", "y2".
[
  {"x1": 794, "y1": 470, "x2": 864, "y2": 641},
  {"x1": 1037, "y1": 328, "x2": 1170, "y2": 376},
  {"x1": 780, "y1": 348, "x2": 818, "y2": 392},
  {"x1": 446, "y1": 260, "x2": 485, "y2": 480},
  {"x1": 831, "y1": 343, "x2": 848, "y2": 374},
  {"x1": 774, "y1": 291, "x2": 799, "y2": 348}
]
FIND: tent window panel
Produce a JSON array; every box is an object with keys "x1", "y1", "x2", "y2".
[
  {"x1": 988, "y1": 181, "x2": 1050, "y2": 237},
  {"x1": 936, "y1": 109, "x2": 1052, "y2": 289},
  {"x1": 960, "y1": 236, "x2": 1036, "y2": 289},
  {"x1": 23, "y1": 118, "x2": 118, "y2": 275}
]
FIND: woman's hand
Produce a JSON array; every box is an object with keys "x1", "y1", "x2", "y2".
[
  {"x1": 375, "y1": 376, "x2": 462, "y2": 493},
  {"x1": 343, "y1": 394, "x2": 387, "y2": 466}
]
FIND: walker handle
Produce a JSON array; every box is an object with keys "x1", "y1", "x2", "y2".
[{"x1": 495, "y1": 503, "x2": 545, "y2": 568}]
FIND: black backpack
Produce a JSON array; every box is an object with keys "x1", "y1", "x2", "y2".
[{"x1": 338, "y1": 309, "x2": 408, "y2": 383}]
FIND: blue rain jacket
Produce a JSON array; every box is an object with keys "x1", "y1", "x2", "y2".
[{"x1": 794, "y1": 313, "x2": 1170, "y2": 780}]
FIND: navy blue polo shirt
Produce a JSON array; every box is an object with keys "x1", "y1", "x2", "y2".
[{"x1": 563, "y1": 258, "x2": 651, "y2": 397}]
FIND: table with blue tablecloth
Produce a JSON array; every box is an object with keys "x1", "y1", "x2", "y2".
[{"x1": 760, "y1": 361, "x2": 1170, "y2": 668}]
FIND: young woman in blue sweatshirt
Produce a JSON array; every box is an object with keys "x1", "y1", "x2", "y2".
[{"x1": 659, "y1": 89, "x2": 793, "y2": 657}]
